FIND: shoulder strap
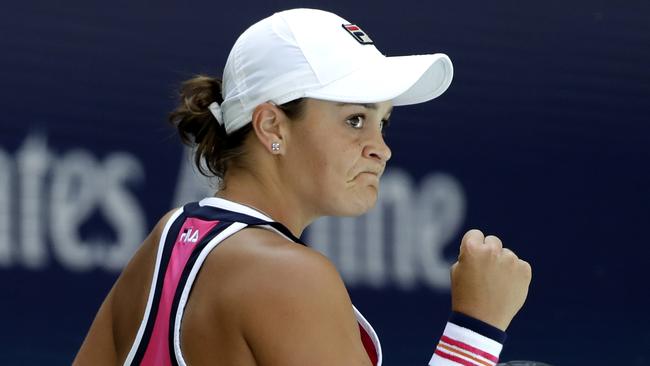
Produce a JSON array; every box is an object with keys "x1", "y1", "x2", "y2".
[{"x1": 182, "y1": 202, "x2": 305, "y2": 245}]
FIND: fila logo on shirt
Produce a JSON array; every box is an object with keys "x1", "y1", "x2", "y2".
[
  {"x1": 180, "y1": 228, "x2": 200, "y2": 243},
  {"x1": 342, "y1": 24, "x2": 374, "y2": 45}
]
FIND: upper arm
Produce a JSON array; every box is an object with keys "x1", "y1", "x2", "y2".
[
  {"x1": 239, "y1": 246, "x2": 373, "y2": 366},
  {"x1": 73, "y1": 284, "x2": 118, "y2": 366}
]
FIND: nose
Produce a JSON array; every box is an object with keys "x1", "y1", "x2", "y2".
[{"x1": 363, "y1": 130, "x2": 392, "y2": 163}]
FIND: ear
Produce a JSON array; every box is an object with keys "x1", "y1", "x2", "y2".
[{"x1": 251, "y1": 102, "x2": 288, "y2": 155}]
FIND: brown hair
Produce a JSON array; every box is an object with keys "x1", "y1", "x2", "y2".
[{"x1": 169, "y1": 75, "x2": 305, "y2": 184}]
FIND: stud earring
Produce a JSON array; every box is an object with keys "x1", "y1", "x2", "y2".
[{"x1": 271, "y1": 142, "x2": 281, "y2": 152}]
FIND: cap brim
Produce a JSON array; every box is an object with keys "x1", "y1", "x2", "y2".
[{"x1": 304, "y1": 53, "x2": 453, "y2": 106}]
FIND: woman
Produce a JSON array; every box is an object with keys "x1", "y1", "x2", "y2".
[{"x1": 74, "y1": 8, "x2": 531, "y2": 366}]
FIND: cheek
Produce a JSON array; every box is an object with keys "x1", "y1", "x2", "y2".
[
  {"x1": 297, "y1": 133, "x2": 359, "y2": 181},
  {"x1": 289, "y1": 136, "x2": 339, "y2": 193},
  {"x1": 287, "y1": 122, "x2": 366, "y2": 210},
  {"x1": 325, "y1": 140, "x2": 361, "y2": 184}
]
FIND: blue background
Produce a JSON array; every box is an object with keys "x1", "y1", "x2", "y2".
[{"x1": 1, "y1": 0, "x2": 649, "y2": 365}]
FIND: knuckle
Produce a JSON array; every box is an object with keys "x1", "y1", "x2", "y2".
[
  {"x1": 487, "y1": 245, "x2": 501, "y2": 257},
  {"x1": 463, "y1": 229, "x2": 485, "y2": 245},
  {"x1": 484, "y1": 237, "x2": 503, "y2": 255},
  {"x1": 501, "y1": 247, "x2": 519, "y2": 261},
  {"x1": 474, "y1": 243, "x2": 493, "y2": 258},
  {"x1": 520, "y1": 260, "x2": 532, "y2": 277},
  {"x1": 485, "y1": 235, "x2": 503, "y2": 247}
]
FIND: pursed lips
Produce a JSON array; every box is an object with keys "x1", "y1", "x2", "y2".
[{"x1": 350, "y1": 167, "x2": 384, "y2": 182}]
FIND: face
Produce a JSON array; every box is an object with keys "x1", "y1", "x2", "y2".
[{"x1": 281, "y1": 98, "x2": 393, "y2": 218}]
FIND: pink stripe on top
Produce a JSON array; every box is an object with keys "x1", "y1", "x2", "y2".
[{"x1": 140, "y1": 217, "x2": 219, "y2": 366}]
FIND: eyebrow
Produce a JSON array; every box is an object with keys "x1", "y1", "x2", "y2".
[
  {"x1": 337, "y1": 102, "x2": 393, "y2": 116},
  {"x1": 337, "y1": 102, "x2": 378, "y2": 110}
]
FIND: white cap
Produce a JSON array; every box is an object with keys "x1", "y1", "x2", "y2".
[{"x1": 214, "y1": 8, "x2": 454, "y2": 134}]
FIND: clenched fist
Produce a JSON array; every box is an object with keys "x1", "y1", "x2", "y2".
[{"x1": 451, "y1": 229, "x2": 532, "y2": 331}]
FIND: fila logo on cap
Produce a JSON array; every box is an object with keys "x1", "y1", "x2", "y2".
[{"x1": 342, "y1": 24, "x2": 374, "y2": 45}]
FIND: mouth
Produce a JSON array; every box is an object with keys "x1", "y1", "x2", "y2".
[
  {"x1": 349, "y1": 171, "x2": 381, "y2": 184},
  {"x1": 347, "y1": 166, "x2": 384, "y2": 183}
]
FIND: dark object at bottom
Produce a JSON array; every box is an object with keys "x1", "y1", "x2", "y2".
[{"x1": 497, "y1": 362, "x2": 553, "y2": 366}]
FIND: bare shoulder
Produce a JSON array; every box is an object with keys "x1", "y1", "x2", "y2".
[
  {"x1": 199, "y1": 228, "x2": 370, "y2": 366},
  {"x1": 114, "y1": 208, "x2": 180, "y2": 294},
  {"x1": 248, "y1": 234, "x2": 346, "y2": 303},
  {"x1": 207, "y1": 227, "x2": 346, "y2": 303}
]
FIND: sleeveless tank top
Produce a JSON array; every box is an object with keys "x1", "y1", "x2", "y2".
[{"x1": 122, "y1": 197, "x2": 383, "y2": 366}]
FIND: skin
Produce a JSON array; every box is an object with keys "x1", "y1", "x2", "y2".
[
  {"x1": 74, "y1": 99, "x2": 531, "y2": 365},
  {"x1": 221, "y1": 99, "x2": 393, "y2": 236}
]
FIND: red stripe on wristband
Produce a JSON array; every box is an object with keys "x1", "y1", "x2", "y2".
[
  {"x1": 434, "y1": 349, "x2": 479, "y2": 366},
  {"x1": 440, "y1": 335, "x2": 498, "y2": 363},
  {"x1": 438, "y1": 343, "x2": 492, "y2": 366}
]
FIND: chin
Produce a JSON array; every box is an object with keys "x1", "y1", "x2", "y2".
[{"x1": 335, "y1": 190, "x2": 378, "y2": 217}]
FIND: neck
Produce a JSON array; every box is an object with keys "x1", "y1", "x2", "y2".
[{"x1": 215, "y1": 167, "x2": 314, "y2": 238}]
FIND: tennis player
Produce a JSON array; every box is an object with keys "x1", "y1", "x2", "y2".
[{"x1": 74, "y1": 8, "x2": 531, "y2": 366}]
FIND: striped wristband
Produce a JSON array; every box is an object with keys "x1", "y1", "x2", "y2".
[{"x1": 429, "y1": 312, "x2": 506, "y2": 366}]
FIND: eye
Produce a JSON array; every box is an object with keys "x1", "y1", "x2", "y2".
[{"x1": 346, "y1": 114, "x2": 365, "y2": 129}]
